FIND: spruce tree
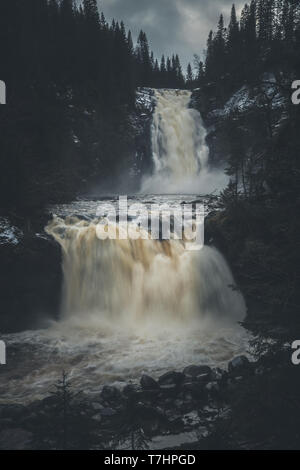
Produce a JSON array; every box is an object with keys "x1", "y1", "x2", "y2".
[{"x1": 186, "y1": 63, "x2": 193, "y2": 89}]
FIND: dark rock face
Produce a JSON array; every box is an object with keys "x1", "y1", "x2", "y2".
[
  {"x1": 191, "y1": 79, "x2": 287, "y2": 169},
  {"x1": 0, "y1": 225, "x2": 62, "y2": 333},
  {"x1": 140, "y1": 374, "x2": 159, "y2": 391}
]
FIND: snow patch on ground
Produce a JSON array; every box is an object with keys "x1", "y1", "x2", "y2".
[
  {"x1": 0, "y1": 218, "x2": 23, "y2": 245},
  {"x1": 209, "y1": 80, "x2": 286, "y2": 120},
  {"x1": 136, "y1": 87, "x2": 155, "y2": 112}
]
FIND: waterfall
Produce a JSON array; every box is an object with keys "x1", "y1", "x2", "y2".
[
  {"x1": 46, "y1": 215, "x2": 246, "y2": 329},
  {"x1": 141, "y1": 89, "x2": 227, "y2": 194},
  {"x1": 43, "y1": 88, "x2": 246, "y2": 356}
]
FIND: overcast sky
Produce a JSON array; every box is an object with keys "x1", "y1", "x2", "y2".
[{"x1": 97, "y1": 0, "x2": 245, "y2": 71}]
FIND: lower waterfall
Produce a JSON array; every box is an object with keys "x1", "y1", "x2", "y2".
[{"x1": 46, "y1": 214, "x2": 246, "y2": 329}]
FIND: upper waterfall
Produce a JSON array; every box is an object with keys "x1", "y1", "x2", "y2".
[{"x1": 141, "y1": 89, "x2": 227, "y2": 194}]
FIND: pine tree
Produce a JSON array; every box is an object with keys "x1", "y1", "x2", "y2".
[
  {"x1": 214, "y1": 15, "x2": 226, "y2": 78},
  {"x1": 83, "y1": 0, "x2": 100, "y2": 27},
  {"x1": 186, "y1": 63, "x2": 193, "y2": 89},
  {"x1": 127, "y1": 30, "x2": 134, "y2": 54},
  {"x1": 160, "y1": 54, "x2": 166, "y2": 73},
  {"x1": 227, "y1": 4, "x2": 241, "y2": 78},
  {"x1": 136, "y1": 30, "x2": 152, "y2": 86},
  {"x1": 228, "y1": 4, "x2": 239, "y2": 48},
  {"x1": 205, "y1": 30, "x2": 214, "y2": 80}
]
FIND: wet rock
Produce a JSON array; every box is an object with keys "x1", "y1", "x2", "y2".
[
  {"x1": 194, "y1": 373, "x2": 211, "y2": 384},
  {"x1": 228, "y1": 355, "x2": 251, "y2": 377},
  {"x1": 211, "y1": 367, "x2": 228, "y2": 383},
  {"x1": 206, "y1": 381, "x2": 220, "y2": 394},
  {"x1": 160, "y1": 383, "x2": 178, "y2": 391},
  {"x1": 158, "y1": 371, "x2": 185, "y2": 387},
  {"x1": 101, "y1": 385, "x2": 122, "y2": 403},
  {"x1": 140, "y1": 374, "x2": 159, "y2": 391},
  {"x1": 183, "y1": 365, "x2": 212, "y2": 378},
  {"x1": 123, "y1": 383, "x2": 140, "y2": 396},
  {"x1": 182, "y1": 382, "x2": 207, "y2": 401},
  {"x1": 0, "y1": 428, "x2": 33, "y2": 450}
]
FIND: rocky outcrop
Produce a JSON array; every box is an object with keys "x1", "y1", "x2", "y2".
[
  {"x1": 0, "y1": 214, "x2": 62, "y2": 333},
  {"x1": 127, "y1": 88, "x2": 155, "y2": 187},
  {"x1": 191, "y1": 75, "x2": 288, "y2": 167}
]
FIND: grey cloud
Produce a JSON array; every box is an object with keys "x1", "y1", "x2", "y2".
[{"x1": 97, "y1": 0, "x2": 245, "y2": 70}]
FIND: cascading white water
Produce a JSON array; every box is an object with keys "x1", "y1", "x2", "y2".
[
  {"x1": 141, "y1": 89, "x2": 227, "y2": 194},
  {"x1": 46, "y1": 215, "x2": 246, "y2": 330}
]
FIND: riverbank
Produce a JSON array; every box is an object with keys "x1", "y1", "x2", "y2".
[
  {"x1": 0, "y1": 354, "x2": 257, "y2": 450},
  {"x1": 1, "y1": 346, "x2": 298, "y2": 450}
]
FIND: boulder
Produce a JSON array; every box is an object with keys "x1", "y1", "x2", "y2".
[
  {"x1": 123, "y1": 383, "x2": 140, "y2": 396},
  {"x1": 194, "y1": 373, "x2": 211, "y2": 384},
  {"x1": 183, "y1": 365, "x2": 211, "y2": 378},
  {"x1": 158, "y1": 371, "x2": 185, "y2": 387},
  {"x1": 140, "y1": 375, "x2": 159, "y2": 391},
  {"x1": 101, "y1": 385, "x2": 122, "y2": 403}
]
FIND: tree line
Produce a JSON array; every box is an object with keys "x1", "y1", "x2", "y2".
[
  {"x1": 0, "y1": 0, "x2": 187, "y2": 108},
  {"x1": 193, "y1": 0, "x2": 300, "y2": 93},
  {"x1": 0, "y1": 0, "x2": 188, "y2": 210}
]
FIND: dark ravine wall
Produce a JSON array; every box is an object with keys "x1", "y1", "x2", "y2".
[
  {"x1": 0, "y1": 213, "x2": 62, "y2": 333},
  {"x1": 193, "y1": 81, "x2": 300, "y2": 338},
  {"x1": 191, "y1": 77, "x2": 288, "y2": 168}
]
